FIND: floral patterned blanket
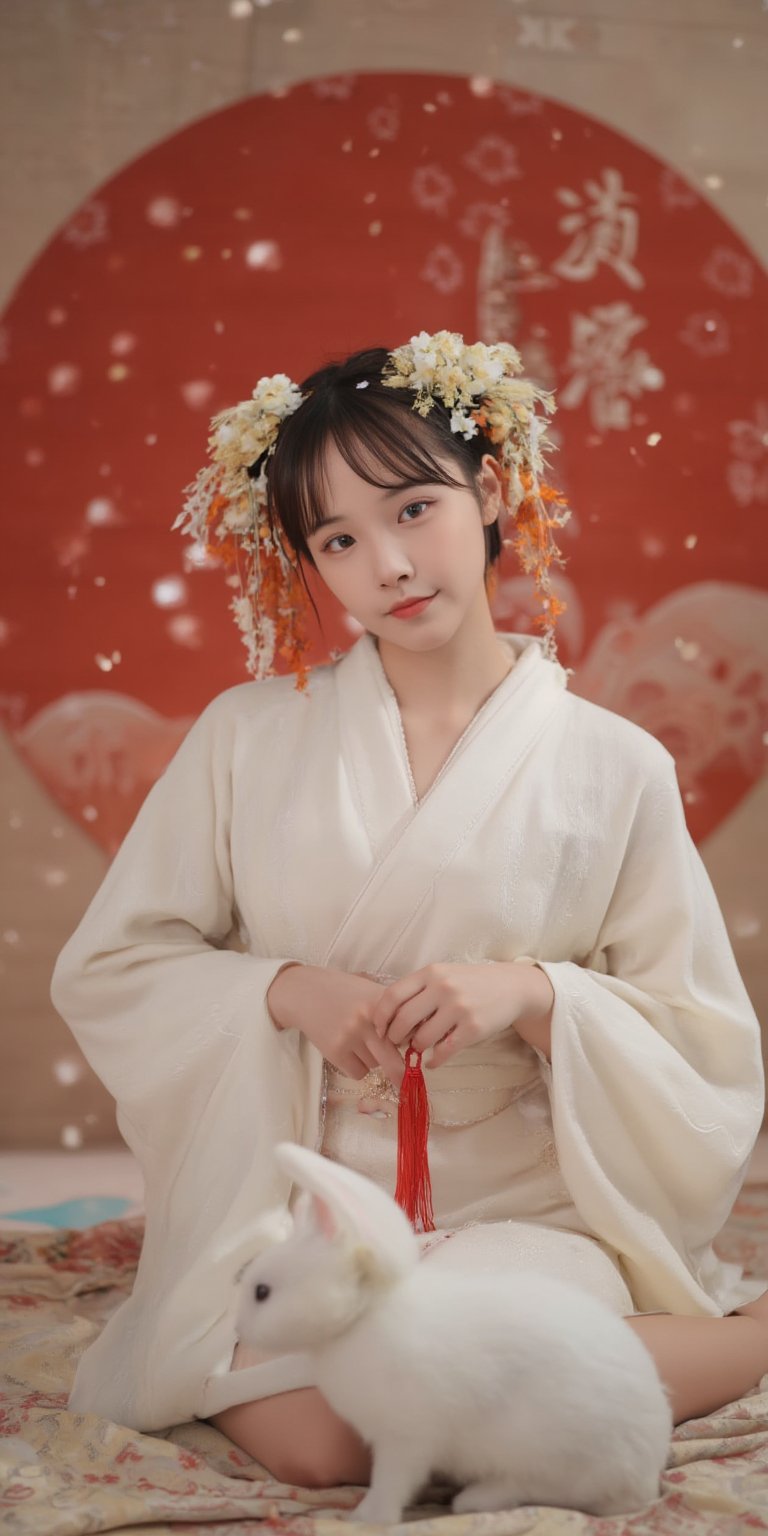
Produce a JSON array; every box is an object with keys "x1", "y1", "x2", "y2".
[{"x1": 2, "y1": 1196, "x2": 768, "y2": 1535}]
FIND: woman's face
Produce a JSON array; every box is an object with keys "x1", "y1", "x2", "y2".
[{"x1": 304, "y1": 438, "x2": 505, "y2": 648}]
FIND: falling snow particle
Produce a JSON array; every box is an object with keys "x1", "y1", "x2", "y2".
[
  {"x1": 646, "y1": 432, "x2": 662, "y2": 446},
  {"x1": 108, "y1": 364, "x2": 130, "y2": 382},
  {"x1": 43, "y1": 868, "x2": 69, "y2": 888},
  {"x1": 674, "y1": 636, "x2": 700, "y2": 662},
  {"x1": 641, "y1": 366, "x2": 665, "y2": 390},
  {"x1": 183, "y1": 246, "x2": 203, "y2": 262},
  {"x1": 641, "y1": 535, "x2": 665, "y2": 559},
  {"x1": 181, "y1": 380, "x2": 214, "y2": 409},
  {"x1": 61, "y1": 1125, "x2": 84, "y2": 1149},
  {"x1": 369, "y1": 221, "x2": 383, "y2": 236},
  {"x1": 110, "y1": 332, "x2": 136, "y2": 356},
  {"x1": 146, "y1": 196, "x2": 182, "y2": 228},
  {"x1": 282, "y1": 28, "x2": 302, "y2": 42},
  {"x1": 152, "y1": 576, "x2": 187, "y2": 608},
  {"x1": 245, "y1": 240, "x2": 282, "y2": 270},
  {"x1": 168, "y1": 614, "x2": 203, "y2": 648},
  {"x1": 684, "y1": 534, "x2": 698, "y2": 550},
  {"x1": 54, "y1": 1059, "x2": 82, "y2": 1085},
  {"x1": 48, "y1": 364, "x2": 81, "y2": 395},
  {"x1": 85, "y1": 497, "x2": 120, "y2": 527}
]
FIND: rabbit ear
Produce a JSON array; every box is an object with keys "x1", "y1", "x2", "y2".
[
  {"x1": 274, "y1": 1142, "x2": 419, "y2": 1278},
  {"x1": 292, "y1": 1186, "x2": 337, "y2": 1241},
  {"x1": 293, "y1": 1186, "x2": 340, "y2": 1242}
]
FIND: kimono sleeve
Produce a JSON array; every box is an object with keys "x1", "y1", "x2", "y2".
[
  {"x1": 534, "y1": 747, "x2": 765, "y2": 1315},
  {"x1": 50, "y1": 689, "x2": 299, "y2": 1156}
]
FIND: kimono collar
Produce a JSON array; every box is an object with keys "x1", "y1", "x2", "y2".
[{"x1": 332, "y1": 628, "x2": 569, "y2": 865}]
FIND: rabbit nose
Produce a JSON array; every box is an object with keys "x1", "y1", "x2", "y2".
[{"x1": 255, "y1": 1283, "x2": 271, "y2": 1302}]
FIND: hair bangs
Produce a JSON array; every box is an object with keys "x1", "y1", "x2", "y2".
[{"x1": 329, "y1": 392, "x2": 470, "y2": 504}]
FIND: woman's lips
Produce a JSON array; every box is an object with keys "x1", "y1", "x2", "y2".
[{"x1": 388, "y1": 593, "x2": 437, "y2": 619}]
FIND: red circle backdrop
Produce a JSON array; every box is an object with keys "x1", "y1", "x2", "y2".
[{"x1": 1, "y1": 71, "x2": 767, "y2": 850}]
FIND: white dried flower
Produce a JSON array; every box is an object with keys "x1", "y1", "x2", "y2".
[{"x1": 450, "y1": 409, "x2": 478, "y2": 439}]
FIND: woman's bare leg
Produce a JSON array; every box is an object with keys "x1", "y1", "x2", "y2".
[
  {"x1": 626, "y1": 1293, "x2": 768, "y2": 1426},
  {"x1": 209, "y1": 1386, "x2": 372, "y2": 1487},
  {"x1": 210, "y1": 1291, "x2": 768, "y2": 1486},
  {"x1": 207, "y1": 1340, "x2": 371, "y2": 1489}
]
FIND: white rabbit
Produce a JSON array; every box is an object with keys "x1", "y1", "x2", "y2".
[{"x1": 235, "y1": 1142, "x2": 672, "y2": 1523}]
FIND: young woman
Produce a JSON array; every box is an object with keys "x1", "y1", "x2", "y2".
[{"x1": 51, "y1": 334, "x2": 768, "y2": 1492}]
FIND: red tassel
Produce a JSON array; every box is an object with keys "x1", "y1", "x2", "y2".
[{"x1": 394, "y1": 1047, "x2": 436, "y2": 1233}]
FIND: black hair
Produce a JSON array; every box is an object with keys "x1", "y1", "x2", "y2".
[{"x1": 247, "y1": 345, "x2": 503, "y2": 630}]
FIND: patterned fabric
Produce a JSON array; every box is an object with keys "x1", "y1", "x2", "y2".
[{"x1": 2, "y1": 1197, "x2": 768, "y2": 1534}]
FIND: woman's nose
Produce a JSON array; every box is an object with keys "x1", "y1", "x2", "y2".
[{"x1": 371, "y1": 539, "x2": 415, "y2": 585}]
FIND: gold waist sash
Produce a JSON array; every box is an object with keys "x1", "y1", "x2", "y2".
[{"x1": 324, "y1": 1055, "x2": 543, "y2": 1128}]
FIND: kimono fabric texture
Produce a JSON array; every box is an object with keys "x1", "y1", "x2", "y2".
[{"x1": 49, "y1": 629, "x2": 766, "y2": 1433}]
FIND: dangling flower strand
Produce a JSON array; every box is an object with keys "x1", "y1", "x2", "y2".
[{"x1": 172, "y1": 375, "x2": 312, "y2": 689}]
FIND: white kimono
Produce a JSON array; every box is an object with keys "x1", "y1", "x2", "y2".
[{"x1": 50, "y1": 630, "x2": 766, "y2": 1433}]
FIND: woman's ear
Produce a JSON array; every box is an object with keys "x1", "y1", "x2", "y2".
[{"x1": 478, "y1": 453, "x2": 505, "y2": 525}]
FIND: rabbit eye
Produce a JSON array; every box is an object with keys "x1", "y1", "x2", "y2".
[{"x1": 255, "y1": 1283, "x2": 271, "y2": 1302}]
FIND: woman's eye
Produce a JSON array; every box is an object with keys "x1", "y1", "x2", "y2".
[
  {"x1": 321, "y1": 500, "x2": 430, "y2": 553},
  {"x1": 323, "y1": 533, "x2": 355, "y2": 553}
]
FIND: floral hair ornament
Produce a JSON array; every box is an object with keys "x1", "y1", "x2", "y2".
[
  {"x1": 381, "y1": 330, "x2": 571, "y2": 660},
  {"x1": 172, "y1": 373, "x2": 314, "y2": 690},
  {"x1": 173, "y1": 331, "x2": 572, "y2": 690}
]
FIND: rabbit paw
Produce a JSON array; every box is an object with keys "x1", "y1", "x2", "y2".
[
  {"x1": 452, "y1": 1479, "x2": 517, "y2": 1515},
  {"x1": 347, "y1": 1492, "x2": 402, "y2": 1524}
]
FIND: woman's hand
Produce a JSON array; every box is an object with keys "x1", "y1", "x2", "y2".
[
  {"x1": 266, "y1": 964, "x2": 406, "y2": 1088},
  {"x1": 370, "y1": 961, "x2": 555, "y2": 1069}
]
